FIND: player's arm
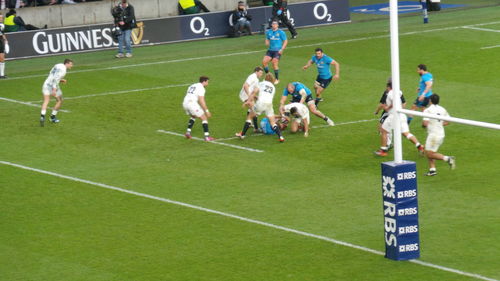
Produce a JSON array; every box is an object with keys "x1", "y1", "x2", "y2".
[
  {"x1": 374, "y1": 103, "x2": 384, "y2": 115},
  {"x1": 198, "y1": 96, "x2": 211, "y2": 118},
  {"x1": 246, "y1": 88, "x2": 258, "y2": 107},
  {"x1": 303, "y1": 117, "x2": 309, "y2": 137},
  {"x1": 243, "y1": 82, "x2": 251, "y2": 96},
  {"x1": 419, "y1": 80, "x2": 433, "y2": 101},
  {"x1": 279, "y1": 39, "x2": 288, "y2": 54},
  {"x1": 422, "y1": 119, "x2": 429, "y2": 128},
  {"x1": 302, "y1": 59, "x2": 313, "y2": 70},
  {"x1": 331, "y1": 60, "x2": 340, "y2": 80},
  {"x1": 265, "y1": 38, "x2": 270, "y2": 47},
  {"x1": 298, "y1": 89, "x2": 307, "y2": 104},
  {"x1": 279, "y1": 95, "x2": 287, "y2": 114}
]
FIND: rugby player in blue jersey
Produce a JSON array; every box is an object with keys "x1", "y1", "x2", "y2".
[
  {"x1": 303, "y1": 48, "x2": 340, "y2": 106},
  {"x1": 408, "y1": 64, "x2": 433, "y2": 124},
  {"x1": 262, "y1": 20, "x2": 287, "y2": 85},
  {"x1": 279, "y1": 82, "x2": 334, "y2": 126}
]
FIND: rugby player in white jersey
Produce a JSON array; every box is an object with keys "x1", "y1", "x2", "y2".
[
  {"x1": 283, "y1": 102, "x2": 310, "y2": 137},
  {"x1": 40, "y1": 59, "x2": 73, "y2": 126},
  {"x1": 236, "y1": 73, "x2": 284, "y2": 142},
  {"x1": 422, "y1": 94, "x2": 455, "y2": 176},
  {"x1": 183, "y1": 76, "x2": 215, "y2": 141},
  {"x1": 375, "y1": 82, "x2": 425, "y2": 156},
  {"x1": 239, "y1": 67, "x2": 264, "y2": 132}
]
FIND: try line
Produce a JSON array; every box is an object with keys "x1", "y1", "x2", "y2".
[
  {"x1": 4, "y1": 20, "x2": 500, "y2": 81},
  {"x1": 0, "y1": 160, "x2": 497, "y2": 281}
]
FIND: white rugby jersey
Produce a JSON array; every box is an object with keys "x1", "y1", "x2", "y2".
[
  {"x1": 385, "y1": 89, "x2": 404, "y2": 114},
  {"x1": 239, "y1": 73, "x2": 260, "y2": 99},
  {"x1": 423, "y1": 104, "x2": 449, "y2": 136},
  {"x1": 256, "y1": 81, "x2": 275, "y2": 104},
  {"x1": 284, "y1": 102, "x2": 309, "y2": 118},
  {"x1": 43, "y1": 63, "x2": 67, "y2": 89},
  {"x1": 183, "y1": 83, "x2": 206, "y2": 104}
]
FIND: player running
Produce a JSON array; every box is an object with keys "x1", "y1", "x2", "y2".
[
  {"x1": 182, "y1": 76, "x2": 215, "y2": 141},
  {"x1": 375, "y1": 82, "x2": 424, "y2": 156},
  {"x1": 302, "y1": 48, "x2": 340, "y2": 106},
  {"x1": 408, "y1": 64, "x2": 433, "y2": 124},
  {"x1": 279, "y1": 82, "x2": 334, "y2": 126},
  {"x1": 283, "y1": 102, "x2": 310, "y2": 137},
  {"x1": 422, "y1": 94, "x2": 455, "y2": 176},
  {"x1": 236, "y1": 73, "x2": 284, "y2": 142},
  {"x1": 374, "y1": 78, "x2": 404, "y2": 150},
  {"x1": 263, "y1": 20, "x2": 287, "y2": 85},
  {"x1": 40, "y1": 59, "x2": 74, "y2": 126},
  {"x1": 239, "y1": 67, "x2": 264, "y2": 132}
]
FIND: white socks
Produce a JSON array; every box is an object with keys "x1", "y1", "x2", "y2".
[{"x1": 0, "y1": 62, "x2": 5, "y2": 76}]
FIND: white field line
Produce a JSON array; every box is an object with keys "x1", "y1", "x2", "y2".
[
  {"x1": 26, "y1": 83, "x2": 190, "y2": 103},
  {"x1": 481, "y1": 44, "x2": 500, "y2": 50},
  {"x1": 462, "y1": 26, "x2": 500, "y2": 33},
  {"x1": 0, "y1": 160, "x2": 498, "y2": 281},
  {"x1": 312, "y1": 118, "x2": 378, "y2": 129},
  {"x1": 5, "y1": 20, "x2": 500, "y2": 82},
  {"x1": 157, "y1": 129, "x2": 264, "y2": 153},
  {"x1": 0, "y1": 96, "x2": 71, "y2": 113},
  {"x1": 216, "y1": 118, "x2": 378, "y2": 141}
]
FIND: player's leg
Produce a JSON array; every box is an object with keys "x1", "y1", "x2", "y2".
[
  {"x1": 185, "y1": 116, "x2": 196, "y2": 139},
  {"x1": 425, "y1": 135, "x2": 454, "y2": 172},
  {"x1": 40, "y1": 93, "x2": 51, "y2": 127},
  {"x1": 0, "y1": 52, "x2": 6, "y2": 78},
  {"x1": 262, "y1": 55, "x2": 272, "y2": 74},
  {"x1": 280, "y1": 13, "x2": 297, "y2": 38},
  {"x1": 289, "y1": 119, "x2": 299, "y2": 133},
  {"x1": 50, "y1": 92, "x2": 63, "y2": 123},
  {"x1": 375, "y1": 126, "x2": 390, "y2": 156},
  {"x1": 268, "y1": 111, "x2": 284, "y2": 142},
  {"x1": 402, "y1": 132, "x2": 424, "y2": 154},
  {"x1": 314, "y1": 82, "x2": 325, "y2": 104},
  {"x1": 271, "y1": 58, "x2": 280, "y2": 84},
  {"x1": 237, "y1": 111, "x2": 257, "y2": 139},
  {"x1": 307, "y1": 101, "x2": 334, "y2": 125},
  {"x1": 199, "y1": 114, "x2": 214, "y2": 141}
]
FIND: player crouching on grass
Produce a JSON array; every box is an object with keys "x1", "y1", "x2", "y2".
[
  {"x1": 40, "y1": 59, "x2": 73, "y2": 127},
  {"x1": 183, "y1": 76, "x2": 215, "y2": 141},
  {"x1": 375, "y1": 82, "x2": 424, "y2": 157},
  {"x1": 281, "y1": 102, "x2": 310, "y2": 137},
  {"x1": 236, "y1": 73, "x2": 285, "y2": 142},
  {"x1": 422, "y1": 94, "x2": 455, "y2": 176}
]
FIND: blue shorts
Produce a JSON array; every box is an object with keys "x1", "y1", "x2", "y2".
[
  {"x1": 316, "y1": 76, "x2": 333, "y2": 89},
  {"x1": 291, "y1": 95, "x2": 313, "y2": 104},
  {"x1": 265, "y1": 50, "x2": 281, "y2": 60},
  {"x1": 414, "y1": 96, "x2": 430, "y2": 108}
]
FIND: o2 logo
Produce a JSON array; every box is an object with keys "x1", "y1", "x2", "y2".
[
  {"x1": 313, "y1": 3, "x2": 333, "y2": 22},
  {"x1": 190, "y1": 17, "x2": 210, "y2": 36}
]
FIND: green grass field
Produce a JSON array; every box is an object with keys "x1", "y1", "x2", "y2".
[{"x1": 1, "y1": 3, "x2": 499, "y2": 281}]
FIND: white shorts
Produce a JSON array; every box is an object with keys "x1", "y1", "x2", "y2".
[
  {"x1": 252, "y1": 102, "x2": 274, "y2": 117},
  {"x1": 183, "y1": 102, "x2": 204, "y2": 118},
  {"x1": 382, "y1": 113, "x2": 409, "y2": 134},
  {"x1": 292, "y1": 114, "x2": 310, "y2": 125},
  {"x1": 239, "y1": 91, "x2": 249, "y2": 103},
  {"x1": 425, "y1": 134, "x2": 444, "y2": 152},
  {"x1": 42, "y1": 84, "x2": 62, "y2": 97}
]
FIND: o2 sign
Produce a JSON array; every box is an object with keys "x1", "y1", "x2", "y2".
[
  {"x1": 190, "y1": 17, "x2": 210, "y2": 36},
  {"x1": 313, "y1": 3, "x2": 333, "y2": 22}
]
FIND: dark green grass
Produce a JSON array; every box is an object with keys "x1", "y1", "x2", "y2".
[{"x1": 1, "y1": 5, "x2": 499, "y2": 281}]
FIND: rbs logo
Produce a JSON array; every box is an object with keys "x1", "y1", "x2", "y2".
[{"x1": 397, "y1": 171, "x2": 416, "y2": 180}]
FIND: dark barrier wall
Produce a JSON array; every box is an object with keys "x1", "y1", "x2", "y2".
[{"x1": 6, "y1": 0, "x2": 350, "y2": 60}]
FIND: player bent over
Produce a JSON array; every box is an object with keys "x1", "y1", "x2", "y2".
[
  {"x1": 40, "y1": 59, "x2": 74, "y2": 126},
  {"x1": 239, "y1": 67, "x2": 264, "y2": 132},
  {"x1": 375, "y1": 83, "x2": 424, "y2": 156},
  {"x1": 302, "y1": 48, "x2": 340, "y2": 106},
  {"x1": 236, "y1": 73, "x2": 284, "y2": 142},
  {"x1": 262, "y1": 20, "x2": 287, "y2": 85},
  {"x1": 283, "y1": 102, "x2": 310, "y2": 137},
  {"x1": 280, "y1": 82, "x2": 334, "y2": 126},
  {"x1": 422, "y1": 94, "x2": 455, "y2": 176},
  {"x1": 182, "y1": 76, "x2": 214, "y2": 141}
]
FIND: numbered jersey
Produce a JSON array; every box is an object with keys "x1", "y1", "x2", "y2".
[
  {"x1": 423, "y1": 104, "x2": 449, "y2": 136},
  {"x1": 256, "y1": 81, "x2": 275, "y2": 104},
  {"x1": 43, "y1": 63, "x2": 67, "y2": 89},
  {"x1": 183, "y1": 83, "x2": 206, "y2": 104}
]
